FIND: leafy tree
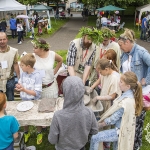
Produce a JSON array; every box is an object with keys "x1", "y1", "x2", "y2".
[
  {"x1": 80, "y1": 0, "x2": 150, "y2": 8},
  {"x1": 18, "y1": 0, "x2": 68, "y2": 7}
]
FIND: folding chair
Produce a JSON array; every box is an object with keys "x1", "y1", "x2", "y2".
[{"x1": 117, "y1": 22, "x2": 125, "y2": 31}]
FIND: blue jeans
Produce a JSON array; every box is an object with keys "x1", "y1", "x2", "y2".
[
  {"x1": 4, "y1": 142, "x2": 14, "y2": 150},
  {"x1": 102, "y1": 22, "x2": 107, "y2": 27},
  {"x1": 6, "y1": 77, "x2": 15, "y2": 101},
  {"x1": 17, "y1": 31, "x2": 22, "y2": 43},
  {"x1": 90, "y1": 129, "x2": 118, "y2": 150},
  {"x1": 140, "y1": 28, "x2": 147, "y2": 40},
  {"x1": 11, "y1": 29, "x2": 17, "y2": 38}
]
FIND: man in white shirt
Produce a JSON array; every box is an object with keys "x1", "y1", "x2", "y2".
[{"x1": 101, "y1": 15, "x2": 107, "y2": 27}]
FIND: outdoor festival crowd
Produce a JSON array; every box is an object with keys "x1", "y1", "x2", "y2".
[{"x1": 0, "y1": 25, "x2": 150, "y2": 150}]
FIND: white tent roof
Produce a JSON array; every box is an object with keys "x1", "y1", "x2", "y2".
[
  {"x1": 0, "y1": 0, "x2": 26, "y2": 11},
  {"x1": 136, "y1": 4, "x2": 150, "y2": 20}
]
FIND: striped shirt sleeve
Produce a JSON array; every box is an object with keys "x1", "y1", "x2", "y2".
[{"x1": 67, "y1": 41, "x2": 77, "y2": 66}]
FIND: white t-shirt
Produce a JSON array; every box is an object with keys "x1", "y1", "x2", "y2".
[
  {"x1": 17, "y1": 23, "x2": 23, "y2": 32},
  {"x1": 34, "y1": 51, "x2": 55, "y2": 84},
  {"x1": 122, "y1": 55, "x2": 132, "y2": 73},
  {"x1": 101, "y1": 17, "x2": 107, "y2": 24}
]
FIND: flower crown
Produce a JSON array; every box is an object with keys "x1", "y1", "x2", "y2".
[
  {"x1": 31, "y1": 37, "x2": 50, "y2": 50},
  {"x1": 78, "y1": 27, "x2": 103, "y2": 45}
]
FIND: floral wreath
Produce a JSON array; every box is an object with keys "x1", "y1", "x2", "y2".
[
  {"x1": 101, "y1": 27, "x2": 116, "y2": 39},
  {"x1": 31, "y1": 37, "x2": 50, "y2": 50},
  {"x1": 78, "y1": 27, "x2": 103, "y2": 45}
]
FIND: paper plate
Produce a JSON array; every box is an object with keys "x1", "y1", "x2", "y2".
[{"x1": 17, "y1": 101, "x2": 34, "y2": 112}]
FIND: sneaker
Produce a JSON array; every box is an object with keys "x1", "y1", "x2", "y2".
[
  {"x1": 24, "y1": 132, "x2": 30, "y2": 143},
  {"x1": 18, "y1": 41, "x2": 22, "y2": 44},
  {"x1": 37, "y1": 133, "x2": 43, "y2": 145}
]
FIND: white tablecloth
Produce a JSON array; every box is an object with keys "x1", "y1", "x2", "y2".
[{"x1": 109, "y1": 22, "x2": 119, "y2": 27}]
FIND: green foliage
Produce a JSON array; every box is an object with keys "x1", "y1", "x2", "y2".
[
  {"x1": 78, "y1": 27, "x2": 103, "y2": 45},
  {"x1": 81, "y1": 0, "x2": 150, "y2": 8},
  {"x1": 31, "y1": 37, "x2": 50, "y2": 50},
  {"x1": 18, "y1": 0, "x2": 68, "y2": 6},
  {"x1": 101, "y1": 27, "x2": 116, "y2": 38},
  {"x1": 56, "y1": 50, "x2": 67, "y2": 64}
]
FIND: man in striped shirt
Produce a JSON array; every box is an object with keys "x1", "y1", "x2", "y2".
[{"x1": 67, "y1": 32, "x2": 97, "y2": 84}]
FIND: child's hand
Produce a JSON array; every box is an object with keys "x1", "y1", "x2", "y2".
[
  {"x1": 15, "y1": 83, "x2": 21, "y2": 89},
  {"x1": 141, "y1": 78, "x2": 146, "y2": 86},
  {"x1": 92, "y1": 96, "x2": 98, "y2": 103},
  {"x1": 15, "y1": 84, "x2": 24, "y2": 92},
  {"x1": 98, "y1": 122, "x2": 106, "y2": 130},
  {"x1": 86, "y1": 87, "x2": 93, "y2": 95}
]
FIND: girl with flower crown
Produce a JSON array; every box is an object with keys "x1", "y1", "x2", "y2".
[
  {"x1": 32, "y1": 38, "x2": 63, "y2": 99},
  {"x1": 31, "y1": 38, "x2": 63, "y2": 144}
]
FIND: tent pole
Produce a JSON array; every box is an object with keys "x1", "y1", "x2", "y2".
[{"x1": 134, "y1": 10, "x2": 136, "y2": 29}]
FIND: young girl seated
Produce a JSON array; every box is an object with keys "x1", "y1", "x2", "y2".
[{"x1": 90, "y1": 71, "x2": 143, "y2": 150}]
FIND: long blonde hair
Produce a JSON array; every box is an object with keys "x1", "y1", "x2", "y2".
[
  {"x1": 121, "y1": 71, "x2": 143, "y2": 116},
  {"x1": 96, "y1": 58, "x2": 118, "y2": 72}
]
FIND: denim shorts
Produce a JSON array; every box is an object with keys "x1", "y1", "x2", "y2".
[{"x1": 4, "y1": 142, "x2": 14, "y2": 150}]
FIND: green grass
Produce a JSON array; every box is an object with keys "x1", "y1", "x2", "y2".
[
  {"x1": 8, "y1": 18, "x2": 69, "y2": 40},
  {"x1": 56, "y1": 50, "x2": 68, "y2": 64},
  {"x1": 20, "y1": 15, "x2": 150, "y2": 150},
  {"x1": 140, "y1": 111, "x2": 150, "y2": 150}
]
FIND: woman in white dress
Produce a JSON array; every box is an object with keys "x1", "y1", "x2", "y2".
[{"x1": 32, "y1": 38, "x2": 63, "y2": 98}]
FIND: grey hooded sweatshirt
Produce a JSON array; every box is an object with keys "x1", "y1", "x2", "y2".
[{"x1": 48, "y1": 76, "x2": 98, "y2": 150}]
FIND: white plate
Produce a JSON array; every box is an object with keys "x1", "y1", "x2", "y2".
[{"x1": 17, "y1": 101, "x2": 34, "y2": 112}]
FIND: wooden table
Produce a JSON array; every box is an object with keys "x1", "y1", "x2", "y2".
[{"x1": 6, "y1": 100, "x2": 54, "y2": 127}]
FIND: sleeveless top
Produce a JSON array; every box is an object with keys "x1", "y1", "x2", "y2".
[{"x1": 33, "y1": 51, "x2": 55, "y2": 85}]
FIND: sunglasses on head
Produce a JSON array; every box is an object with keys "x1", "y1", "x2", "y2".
[{"x1": 118, "y1": 35, "x2": 128, "y2": 41}]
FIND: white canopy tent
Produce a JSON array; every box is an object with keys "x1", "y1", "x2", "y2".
[
  {"x1": 135, "y1": 4, "x2": 150, "y2": 21},
  {"x1": 0, "y1": 0, "x2": 28, "y2": 34},
  {"x1": 0, "y1": 0, "x2": 26, "y2": 20},
  {"x1": 134, "y1": 4, "x2": 150, "y2": 30},
  {"x1": 135, "y1": 4, "x2": 150, "y2": 24},
  {"x1": 0, "y1": 0, "x2": 26, "y2": 11}
]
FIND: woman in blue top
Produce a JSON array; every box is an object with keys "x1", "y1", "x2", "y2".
[
  {"x1": 0, "y1": 92, "x2": 19, "y2": 150},
  {"x1": 118, "y1": 28, "x2": 150, "y2": 150}
]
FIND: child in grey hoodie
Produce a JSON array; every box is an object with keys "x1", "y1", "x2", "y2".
[{"x1": 48, "y1": 76, "x2": 98, "y2": 150}]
